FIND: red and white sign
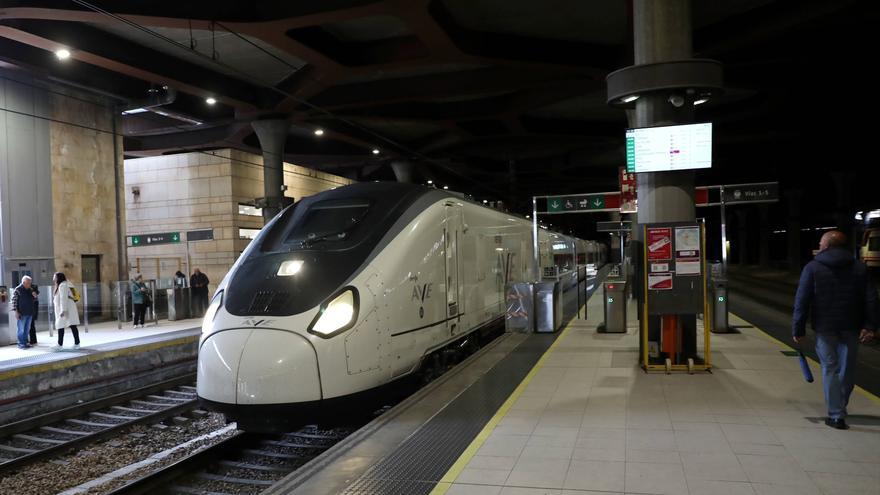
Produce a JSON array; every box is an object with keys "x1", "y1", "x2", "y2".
[
  {"x1": 648, "y1": 273, "x2": 673, "y2": 290},
  {"x1": 647, "y1": 227, "x2": 673, "y2": 261},
  {"x1": 619, "y1": 167, "x2": 637, "y2": 213}
]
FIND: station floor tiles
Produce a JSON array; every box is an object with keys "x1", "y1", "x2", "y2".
[
  {"x1": 0, "y1": 317, "x2": 202, "y2": 368},
  {"x1": 436, "y1": 296, "x2": 880, "y2": 495}
]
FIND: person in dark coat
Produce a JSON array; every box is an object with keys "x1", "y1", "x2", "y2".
[
  {"x1": 793, "y1": 230, "x2": 878, "y2": 430},
  {"x1": 11, "y1": 276, "x2": 37, "y2": 349},
  {"x1": 190, "y1": 268, "x2": 210, "y2": 316},
  {"x1": 29, "y1": 284, "x2": 39, "y2": 345}
]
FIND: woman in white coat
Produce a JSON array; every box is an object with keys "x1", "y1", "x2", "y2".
[{"x1": 53, "y1": 272, "x2": 81, "y2": 349}]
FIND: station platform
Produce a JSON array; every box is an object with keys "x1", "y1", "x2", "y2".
[
  {"x1": 271, "y1": 287, "x2": 880, "y2": 495},
  {"x1": 0, "y1": 318, "x2": 201, "y2": 425}
]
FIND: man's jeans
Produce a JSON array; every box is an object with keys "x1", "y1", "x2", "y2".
[
  {"x1": 16, "y1": 314, "x2": 33, "y2": 348},
  {"x1": 815, "y1": 331, "x2": 859, "y2": 420}
]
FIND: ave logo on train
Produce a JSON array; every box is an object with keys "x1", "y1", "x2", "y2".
[{"x1": 412, "y1": 282, "x2": 433, "y2": 318}]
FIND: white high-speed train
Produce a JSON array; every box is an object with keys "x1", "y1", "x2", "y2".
[{"x1": 197, "y1": 182, "x2": 602, "y2": 431}]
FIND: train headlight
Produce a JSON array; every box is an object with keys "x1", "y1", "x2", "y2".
[
  {"x1": 201, "y1": 290, "x2": 223, "y2": 334},
  {"x1": 308, "y1": 288, "x2": 359, "y2": 338},
  {"x1": 277, "y1": 259, "x2": 304, "y2": 276}
]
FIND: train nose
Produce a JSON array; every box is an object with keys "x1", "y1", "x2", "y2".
[{"x1": 197, "y1": 329, "x2": 322, "y2": 404}]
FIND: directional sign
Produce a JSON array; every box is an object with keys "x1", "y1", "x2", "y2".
[
  {"x1": 129, "y1": 232, "x2": 181, "y2": 246},
  {"x1": 187, "y1": 229, "x2": 214, "y2": 242},
  {"x1": 722, "y1": 182, "x2": 778, "y2": 204},
  {"x1": 597, "y1": 221, "x2": 632, "y2": 233},
  {"x1": 546, "y1": 193, "x2": 619, "y2": 213}
]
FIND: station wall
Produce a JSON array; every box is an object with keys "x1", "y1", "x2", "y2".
[
  {"x1": 124, "y1": 149, "x2": 353, "y2": 294},
  {"x1": 0, "y1": 67, "x2": 124, "y2": 303}
]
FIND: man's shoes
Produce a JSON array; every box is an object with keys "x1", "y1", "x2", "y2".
[
  {"x1": 73, "y1": 344, "x2": 80, "y2": 350},
  {"x1": 825, "y1": 417, "x2": 849, "y2": 430},
  {"x1": 52, "y1": 345, "x2": 62, "y2": 351}
]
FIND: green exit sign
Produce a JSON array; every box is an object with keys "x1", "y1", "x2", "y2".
[{"x1": 130, "y1": 232, "x2": 181, "y2": 246}]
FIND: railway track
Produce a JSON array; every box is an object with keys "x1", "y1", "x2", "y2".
[
  {"x1": 106, "y1": 425, "x2": 355, "y2": 495},
  {"x1": 0, "y1": 374, "x2": 199, "y2": 475}
]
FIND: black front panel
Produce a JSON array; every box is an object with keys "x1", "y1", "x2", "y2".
[{"x1": 224, "y1": 182, "x2": 431, "y2": 317}]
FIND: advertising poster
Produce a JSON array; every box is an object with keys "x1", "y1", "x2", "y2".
[
  {"x1": 647, "y1": 227, "x2": 672, "y2": 261},
  {"x1": 674, "y1": 226, "x2": 701, "y2": 276}
]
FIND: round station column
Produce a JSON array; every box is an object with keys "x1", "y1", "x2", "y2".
[
  {"x1": 633, "y1": 0, "x2": 696, "y2": 224},
  {"x1": 251, "y1": 118, "x2": 289, "y2": 224}
]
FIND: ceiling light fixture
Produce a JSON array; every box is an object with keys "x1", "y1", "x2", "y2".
[
  {"x1": 205, "y1": 97, "x2": 217, "y2": 105},
  {"x1": 314, "y1": 129, "x2": 324, "y2": 136},
  {"x1": 121, "y1": 107, "x2": 149, "y2": 115},
  {"x1": 55, "y1": 48, "x2": 71, "y2": 60},
  {"x1": 621, "y1": 94, "x2": 639, "y2": 103},
  {"x1": 443, "y1": 186, "x2": 449, "y2": 190},
  {"x1": 372, "y1": 148, "x2": 380, "y2": 155},
  {"x1": 694, "y1": 98, "x2": 708, "y2": 105}
]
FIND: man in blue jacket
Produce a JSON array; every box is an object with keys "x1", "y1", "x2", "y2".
[{"x1": 793, "y1": 230, "x2": 877, "y2": 430}]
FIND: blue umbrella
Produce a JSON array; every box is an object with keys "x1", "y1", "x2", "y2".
[{"x1": 798, "y1": 345, "x2": 814, "y2": 383}]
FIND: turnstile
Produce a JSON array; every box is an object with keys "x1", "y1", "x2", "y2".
[
  {"x1": 599, "y1": 280, "x2": 627, "y2": 333},
  {"x1": 534, "y1": 281, "x2": 563, "y2": 333},
  {"x1": 709, "y1": 278, "x2": 729, "y2": 333}
]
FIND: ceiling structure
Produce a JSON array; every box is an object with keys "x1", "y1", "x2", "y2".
[{"x1": 0, "y1": 0, "x2": 877, "y2": 220}]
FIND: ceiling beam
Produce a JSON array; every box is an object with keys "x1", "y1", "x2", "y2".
[{"x1": 0, "y1": 23, "x2": 262, "y2": 109}]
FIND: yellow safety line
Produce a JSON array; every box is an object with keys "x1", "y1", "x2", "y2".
[
  {"x1": 0, "y1": 334, "x2": 199, "y2": 381},
  {"x1": 730, "y1": 312, "x2": 880, "y2": 406},
  {"x1": 429, "y1": 319, "x2": 578, "y2": 495}
]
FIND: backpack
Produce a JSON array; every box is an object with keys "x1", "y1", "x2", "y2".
[{"x1": 68, "y1": 285, "x2": 81, "y2": 303}]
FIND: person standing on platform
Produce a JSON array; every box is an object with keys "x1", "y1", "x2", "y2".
[
  {"x1": 190, "y1": 268, "x2": 210, "y2": 316},
  {"x1": 29, "y1": 284, "x2": 40, "y2": 345},
  {"x1": 52, "y1": 272, "x2": 81, "y2": 350},
  {"x1": 11, "y1": 276, "x2": 37, "y2": 349},
  {"x1": 793, "y1": 230, "x2": 877, "y2": 430},
  {"x1": 131, "y1": 274, "x2": 148, "y2": 328},
  {"x1": 174, "y1": 271, "x2": 187, "y2": 288}
]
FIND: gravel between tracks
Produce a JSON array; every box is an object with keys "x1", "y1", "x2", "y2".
[{"x1": 0, "y1": 413, "x2": 232, "y2": 495}]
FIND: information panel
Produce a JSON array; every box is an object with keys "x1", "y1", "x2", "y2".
[{"x1": 626, "y1": 123, "x2": 712, "y2": 173}]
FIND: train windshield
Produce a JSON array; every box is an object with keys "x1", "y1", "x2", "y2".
[{"x1": 284, "y1": 199, "x2": 370, "y2": 247}]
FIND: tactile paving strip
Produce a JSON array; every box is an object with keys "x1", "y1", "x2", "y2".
[{"x1": 342, "y1": 332, "x2": 555, "y2": 495}]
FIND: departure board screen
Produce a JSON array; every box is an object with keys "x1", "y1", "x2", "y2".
[{"x1": 626, "y1": 123, "x2": 712, "y2": 173}]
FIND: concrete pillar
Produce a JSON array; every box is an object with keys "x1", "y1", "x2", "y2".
[
  {"x1": 633, "y1": 0, "x2": 696, "y2": 225},
  {"x1": 786, "y1": 190, "x2": 804, "y2": 273},
  {"x1": 736, "y1": 209, "x2": 749, "y2": 265},
  {"x1": 758, "y1": 204, "x2": 770, "y2": 267},
  {"x1": 390, "y1": 160, "x2": 415, "y2": 183},
  {"x1": 251, "y1": 119, "x2": 289, "y2": 223}
]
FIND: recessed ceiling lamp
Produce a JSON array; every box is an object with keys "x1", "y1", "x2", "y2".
[
  {"x1": 314, "y1": 129, "x2": 324, "y2": 136},
  {"x1": 205, "y1": 97, "x2": 217, "y2": 105},
  {"x1": 55, "y1": 48, "x2": 71, "y2": 60},
  {"x1": 372, "y1": 148, "x2": 380, "y2": 155}
]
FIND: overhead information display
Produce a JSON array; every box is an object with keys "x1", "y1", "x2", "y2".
[{"x1": 626, "y1": 123, "x2": 712, "y2": 173}]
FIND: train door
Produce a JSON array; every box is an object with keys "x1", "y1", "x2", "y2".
[{"x1": 445, "y1": 203, "x2": 462, "y2": 336}]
